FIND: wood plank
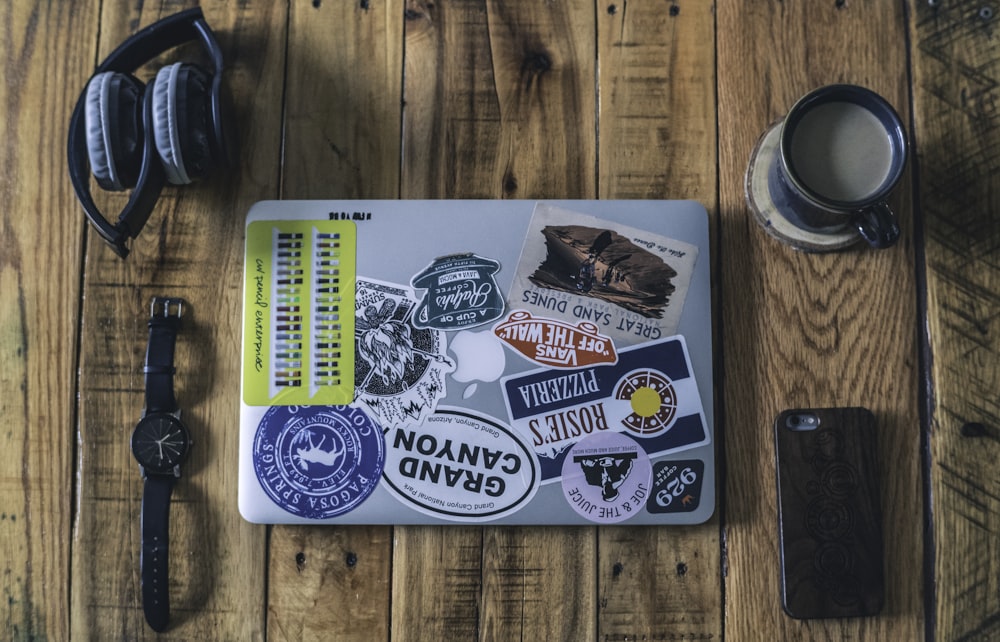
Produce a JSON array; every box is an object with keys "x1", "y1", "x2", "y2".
[
  {"x1": 267, "y1": 1, "x2": 402, "y2": 639},
  {"x1": 0, "y1": 2, "x2": 95, "y2": 639},
  {"x1": 71, "y1": 1, "x2": 285, "y2": 637},
  {"x1": 716, "y1": 1, "x2": 922, "y2": 639},
  {"x1": 398, "y1": 1, "x2": 597, "y2": 640},
  {"x1": 595, "y1": 1, "x2": 721, "y2": 639},
  {"x1": 909, "y1": 1, "x2": 1000, "y2": 639}
]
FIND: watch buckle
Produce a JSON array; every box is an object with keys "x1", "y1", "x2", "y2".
[{"x1": 150, "y1": 297, "x2": 184, "y2": 319}]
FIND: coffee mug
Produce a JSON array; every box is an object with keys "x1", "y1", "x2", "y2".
[{"x1": 767, "y1": 84, "x2": 906, "y2": 249}]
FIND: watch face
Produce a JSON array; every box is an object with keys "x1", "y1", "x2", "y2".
[{"x1": 131, "y1": 413, "x2": 191, "y2": 474}]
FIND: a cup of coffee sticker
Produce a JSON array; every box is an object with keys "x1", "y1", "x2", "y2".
[{"x1": 746, "y1": 85, "x2": 907, "y2": 251}]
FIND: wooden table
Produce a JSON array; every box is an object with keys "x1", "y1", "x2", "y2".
[{"x1": 2, "y1": 0, "x2": 997, "y2": 639}]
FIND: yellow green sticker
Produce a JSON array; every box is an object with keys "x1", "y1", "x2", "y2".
[{"x1": 243, "y1": 219, "x2": 356, "y2": 406}]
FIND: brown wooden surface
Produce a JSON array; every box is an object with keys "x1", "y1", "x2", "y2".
[{"x1": 1, "y1": 0, "x2": 997, "y2": 640}]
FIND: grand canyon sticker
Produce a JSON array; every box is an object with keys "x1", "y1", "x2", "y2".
[
  {"x1": 493, "y1": 310, "x2": 618, "y2": 368},
  {"x1": 381, "y1": 408, "x2": 539, "y2": 521},
  {"x1": 253, "y1": 405, "x2": 385, "y2": 519}
]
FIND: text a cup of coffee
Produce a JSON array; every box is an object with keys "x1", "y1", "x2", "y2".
[{"x1": 770, "y1": 85, "x2": 907, "y2": 249}]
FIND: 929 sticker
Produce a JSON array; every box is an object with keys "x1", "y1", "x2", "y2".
[{"x1": 646, "y1": 459, "x2": 704, "y2": 514}]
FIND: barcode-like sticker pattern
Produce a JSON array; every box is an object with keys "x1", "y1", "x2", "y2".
[{"x1": 243, "y1": 220, "x2": 356, "y2": 406}]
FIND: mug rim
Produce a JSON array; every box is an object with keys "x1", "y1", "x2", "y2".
[{"x1": 779, "y1": 84, "x2": 907, "y2": 210}]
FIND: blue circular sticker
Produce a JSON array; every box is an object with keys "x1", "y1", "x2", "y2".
[{"x1": 253, "y1": 405, "x2": 385, "y2": 519}]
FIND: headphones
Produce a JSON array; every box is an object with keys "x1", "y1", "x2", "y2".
[{"x1": 68, "y1": 8, "x2": 234, "y2": 258}]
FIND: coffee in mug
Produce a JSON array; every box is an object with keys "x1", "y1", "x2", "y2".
[{"x1": 772, "y1": 84, "x2": 907, "y2": 249}]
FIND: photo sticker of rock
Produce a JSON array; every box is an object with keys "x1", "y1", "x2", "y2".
[{"x1": 509, "y1": 203, "x2": 698, "y2": 346}]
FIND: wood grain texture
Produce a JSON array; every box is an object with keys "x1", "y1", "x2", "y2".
[
  {"x1": 717, "y1": 0, "x2": 922, "y2": 639},
  {"x1": 1, "y1": 0, "x2": 983, "y2": 639},
  {"x1": 596, "y1": 2, "x2": 721, "y2": 640},
  {"x1": 71, "y1": 1, "x2": 285, "y2": 638},
  {"x1": 909, "y1": 1, "x2": 1000, "y2": 639},
  {"x1": 267, "y1": 1, "x2": 402, "y2": 640},
  {"x1": 0, "y1": 2, "x2": 93, "y2": 639},
  {"x1": 402, "y1": 0, "x2": 596, "y2": 199}
]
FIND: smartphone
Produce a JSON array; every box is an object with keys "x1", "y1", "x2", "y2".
[{"x1": 773, "y1": 407, "x2": 884, "y2": 619}]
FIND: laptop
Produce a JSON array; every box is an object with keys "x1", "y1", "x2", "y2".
[{"x1": 238, "y1": 200, "x2": 714, "y2": 525}]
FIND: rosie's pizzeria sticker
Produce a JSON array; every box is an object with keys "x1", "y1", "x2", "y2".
[
  {"x1": 253, "y1": 405, "x2": 385, "y2": 519},
  {"x1": 493, "y1": 310, "x2": 618, "y2": 368},
  {"x1": 381, "y1": 408, "x2": 539, "y2": 521},
  {"x1": 502, "y1": 335, "x2": 710, "y2": 482},
  {"x1": 561, "y1": 432, "x2": 652, "y2": 523}
]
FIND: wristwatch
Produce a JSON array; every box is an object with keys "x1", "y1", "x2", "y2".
[{"x1": 131, "y1": 297, "x2": 192, "y2": 632}]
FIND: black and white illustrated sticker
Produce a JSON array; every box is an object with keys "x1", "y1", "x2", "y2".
[
  {"x1": 354, "y1": 277, "x2": 454, "y2": 427},
  {"x1": 560, "y1": 432, "x2": 652, "y2": 524},
  {"x1": 381, "y1": 408, "x2": 540, "y2": 521},
  {"x1": 502, "y1": 335, "x2": 710, "y2": 482}
]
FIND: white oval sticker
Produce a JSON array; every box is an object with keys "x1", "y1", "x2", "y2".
[{"x1": 382, "y1": 408, "x2": 539, "y2": 521}]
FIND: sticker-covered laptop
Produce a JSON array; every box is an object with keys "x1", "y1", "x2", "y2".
[{"x1": 239, "y1": 200, "x2": 714, "y2": 525}]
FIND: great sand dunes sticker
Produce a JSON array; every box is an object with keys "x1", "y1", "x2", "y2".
[
  {"x1": 507, "y1": 203, "x2": 698, "y2": 348},
  {"x1": 381, "y1": 408, "x2": 539, "y2": 521}
]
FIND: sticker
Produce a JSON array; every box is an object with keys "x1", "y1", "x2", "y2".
[
  {"x1": 448, "y1": 329, "x2": 507, "y2": 399},
  {"x1": 502, "y1": 336, "x2": 710, "y2": 482},
  {"x1": 355, "y1": 278, "x2": 454, "y2": 426},
  {"x1": 646, "y1": 459, "x2": 705, "y2": 513},
  {"x1": 411, "y1": 253, "x2": 505, "y2": 330},
  {"x1": 381, "y1": 408, "x2": 540, "y2": 521},
  {"x1": 253, "y1": 405, "x2": 384, "y2": 519},
  {"x1": 493, "y1": 310, "x2": 618, "y2": 369},
  {"x1": 507, "y1": 203, "x2": 698, "y2": 347},
  {"x1": 560, "y1": 432, "x2": 652, "y2": 523}
]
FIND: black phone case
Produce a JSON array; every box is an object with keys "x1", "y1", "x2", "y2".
[{"x1": 773, "y1": 407, "x2": 884, "y2": 619}]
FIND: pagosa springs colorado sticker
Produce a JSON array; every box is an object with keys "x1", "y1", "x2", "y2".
[{"x1": 253, "y1": 405, "x2": 384, "y2": 519}]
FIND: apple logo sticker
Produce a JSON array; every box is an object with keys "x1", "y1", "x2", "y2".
[{"x1": 448, "y1": 330, "x2": 507, "y2": 398}]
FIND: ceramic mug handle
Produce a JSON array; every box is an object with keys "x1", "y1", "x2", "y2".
[{"x1": 852, "y1": 202, "x2": 900, "y2": 249}]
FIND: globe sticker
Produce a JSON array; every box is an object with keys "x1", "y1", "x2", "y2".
[
  {"x1": 253, "y1": 405, "x2": 385, "y2": 519},
  {"x1": 561, "y1": 432, "x2": 651, "y2": 524}
]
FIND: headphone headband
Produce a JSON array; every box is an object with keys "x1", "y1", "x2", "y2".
[{"x1": 68, "y1": 8, "x2": 226, "y2": 258}]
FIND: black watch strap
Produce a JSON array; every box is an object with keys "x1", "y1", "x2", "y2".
[
  {"x1": 140, "y1": 474, "x2": 174, "y2": 632},
  {"x1": 144, "y1": 298, "x2": 183, "y2": 413}
]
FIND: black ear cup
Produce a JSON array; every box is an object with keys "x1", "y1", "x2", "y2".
[
  {"x1": 151, "y1": 62, "x2": 216, "y2": 185},
  {"x1": 69, "y1": 7, "x2": 232, "y2": 258},
  {"x1": 84, "y1": 72, "x2": 144, "y2": 191}
]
